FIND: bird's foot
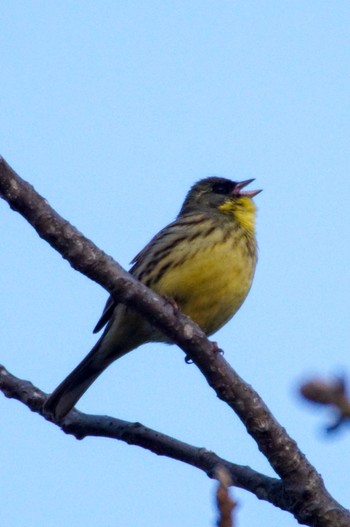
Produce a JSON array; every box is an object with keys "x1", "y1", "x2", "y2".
[
  {"x1": 164, "y1": 295, "x2": 179, "y2": 313},
  {"x1": 184, "y1": 342, "x2": 223, "y2": 364},
  {"x1": 211, "y1": 341, "x2": 224, "y2": 355}
]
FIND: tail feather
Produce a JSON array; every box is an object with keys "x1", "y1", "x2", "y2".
[{"x1": 44, "y1": 338, "x2": 120, "y2": 420}]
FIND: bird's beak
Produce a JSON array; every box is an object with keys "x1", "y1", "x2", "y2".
[{"x1": 233, "y1": 179, "x2": 262, "y2": 198}]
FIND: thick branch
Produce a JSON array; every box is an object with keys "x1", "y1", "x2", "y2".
[{"x1": 1, "y1": 157, "x2": 349, "y2": 526}]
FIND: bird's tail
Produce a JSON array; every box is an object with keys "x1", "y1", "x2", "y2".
[{"x1": 44, "y1": 336, "x2": 124, "y2": 421}]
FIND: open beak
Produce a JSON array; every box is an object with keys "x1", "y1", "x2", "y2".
[{"x1": 233, "y1": 179, "x2": 262, "y2": 198}]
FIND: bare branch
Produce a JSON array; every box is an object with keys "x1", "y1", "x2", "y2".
[
  {"x1": 1, "y1": 157, "x2": 350, "y2": 526},
  {"x1": 0, "y1": 364, "x2": 281, "y2": 505},
  {"x1": 215, "y1": 466, "x2": 237, "y2": 527}
]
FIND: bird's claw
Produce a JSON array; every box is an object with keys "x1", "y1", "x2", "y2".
[
  {"x1": 185, "y1": 341, "x2": 223, "y2": 364},
  {"x1": 211, "y1": 341, "x2": 224, "y2": 355},
  {"x1": 164, "y1": 295, "x2": 179, "y2": 313}
]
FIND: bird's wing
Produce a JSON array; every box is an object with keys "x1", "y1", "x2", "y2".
[
  {"x1": 129, "y1": 218, "x2": 189, "y2": 278},
  {"x1": 92, "y1": 226, "x2": 174, "y2": 334},
  {"x1": 131, "y1": 212, "x2": 208, "y2": 278},
  {"x1": 130, "y1": 225, "x2": 175, "y2": 268},
  {"x1": 93, "y1": 213, "x2": 204, "y2": 333}
]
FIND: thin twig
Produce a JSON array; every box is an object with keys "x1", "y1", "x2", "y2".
[{"x1": 215, "y1": 466, "x2": 237, "y2": 527}]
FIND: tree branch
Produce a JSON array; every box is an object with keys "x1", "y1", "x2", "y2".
[
  {"x1": 215, "y1": 466, "x2": 237, "y2": 527},
  {"x1": 0, "y1": 363, "x2": 293, "y2": 511},
  {"x1": 1, "y1": 156, "x2": 349, "y2": 526}
]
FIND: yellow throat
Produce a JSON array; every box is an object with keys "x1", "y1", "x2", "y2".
[{"x1": 218, "y1": 196, "x2": 256, "y2": 235}]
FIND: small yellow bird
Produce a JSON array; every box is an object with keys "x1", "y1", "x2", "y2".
[{"x1": 45, "y1": 177, "x2": 261, "y2": 419}]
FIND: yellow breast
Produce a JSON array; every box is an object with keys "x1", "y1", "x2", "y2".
[{"x1": 152, "y1": 227, "x2": 256, "y2": 335}]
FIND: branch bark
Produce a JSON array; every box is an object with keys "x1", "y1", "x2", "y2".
[
  {"x1": 0, "y1": 364, "x2": 281, "y2": 505},
  {"x1": 1, "y1": 156, "x2": 349, "y2": 526}
]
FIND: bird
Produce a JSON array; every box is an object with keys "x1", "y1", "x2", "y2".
[{"x1": 44, "y1": 177, "x2": 261, "y2": 419}]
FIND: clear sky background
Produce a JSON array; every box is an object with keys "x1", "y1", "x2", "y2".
[{"x1": 1, "y1": 2, "x2": 350, "y2": 526}]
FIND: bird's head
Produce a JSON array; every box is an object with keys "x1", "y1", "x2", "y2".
[{"x1": 179, "y1": 177, "x2": 262, "y2": 233}]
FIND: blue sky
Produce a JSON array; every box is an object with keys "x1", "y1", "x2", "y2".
[{"x1": 1, "y1": 2, "x2": 350, "y2": 526}]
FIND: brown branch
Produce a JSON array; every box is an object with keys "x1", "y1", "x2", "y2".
[
  {"x1": 1, "y1": 156, "x2": 350, "y2": 526},
  {"x1": 0, "y1": 364, "x2": 281, "y2": 505},
  {"x1": 215, "y1": 466, "x2": 237, "y2": 527}
]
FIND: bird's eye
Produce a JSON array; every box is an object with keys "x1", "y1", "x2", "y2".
[{"x1": 212, "y1": 181, "x2": 234, "y2": 195}]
